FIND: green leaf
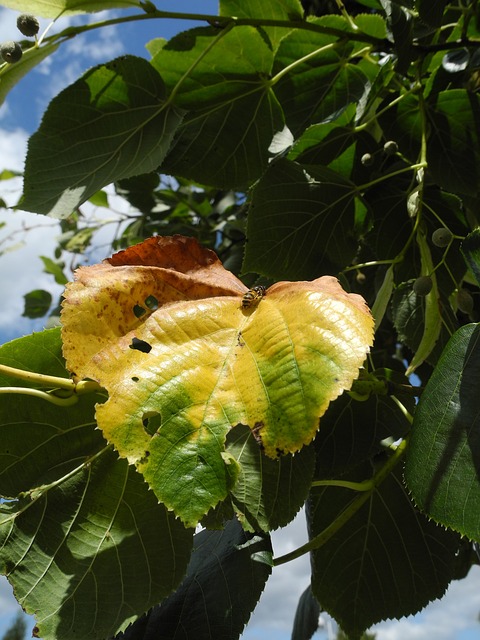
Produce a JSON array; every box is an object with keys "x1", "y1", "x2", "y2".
[
  {"x1": 162, "y1": 91, "x2": 284, "y2": 188},
  {"x1": 0, "y1": 0, "x2": 141, "y2": 17},
  {"x1": 244, "y1": 158, "x2": 359, "y2": 279},
  {"x1": 461, "y1": 228, "x2": 480, "y2": 287},
  {"x1": 354, "y1": 12, "x2": 387, "y2": 39},
  {"x1": 150, "y1": 25, "x2": 283, "y2": 187},
  {"x1": 21, "y1": 56, "x2": 183, "y2": 217},
  {"x1": 225, "y1": 425, "x2": 315, "y2": 532},
  {"x1": 406, "y1": 229, "x2": 442, "y2": 374},
  {"x1": 427, "y1": 90, "x2": 480, "y2": 196},
  {"x1": 88, "y1": 189, "x2": 109, "y2": 207},
  {"x1": 117, "y1": 519, "x2": 273, "y2": 640},
  {"x1": 308, "y1": 462, "x2": 461, "y2": 638},
  {"x1": 288, "y1": 106, "x2": 377, "y2": 182},
  {"x1": 219, "y1": 0, "x2": 304, "y2": 51},
  {"x1": 272, "y1": 25, "x2": 368, "y2": 135},
  {"x1": 371, "y1": 264, "x2": 394, "y2": 329},
  {"x1": 0, "y1": 330, "x2": 193, "y2": 640},
  {"x1": 405, "y1": 324, "x2": 480, "y2": 541},
  {"x1": 291, "y1": 586, "x2": 321, "y2": 640},
  {"x1": 314, "y1": 392, "x2": 411, "y2": 478},
  {"x1": 417, "y1": 0, "x2": 447, "y2": 27},
  {"x1": 0, "y1": 41, "x2": 59, "y2": 107},
  {"x1": 40, "y1": 255, "x2": 68, "y2": 284},
  {"x1": 151, "y1": 26, "x2": 275, "y2": 110},
  {"x1": 22, "y1": 289, "x2": 52, "y2": 318}
]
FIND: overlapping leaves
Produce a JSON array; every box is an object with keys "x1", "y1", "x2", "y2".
[{"x1": 0, "y1": 329, "x2": 193, "y2": 640}]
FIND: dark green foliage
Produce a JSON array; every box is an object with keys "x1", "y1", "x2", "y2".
[{"x1": 2, "y1": 1, "x2": 480, "y2": 639}]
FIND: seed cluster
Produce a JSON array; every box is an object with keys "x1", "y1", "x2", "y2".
[{"x1": 1, "y1": 14, "x2": 40, "y2": 65}]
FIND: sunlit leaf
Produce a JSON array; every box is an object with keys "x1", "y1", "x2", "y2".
[
  {"x1": 405, "y1": 324, "x2": 480, "y2": 542},
  {"x1": 61, "y1": 236, "x2": 374, "y2": 526},
  {"x1": 21, "y1": 56, "x2": 183, "y2": 217},
  {"x1": 0, "y1": 0, "x2": 141, "y2": 17},
  {"x1": 219, "y1": 0, "x2": 304, "y2": 51},
  {"x1": 0, "y1": 329, "x2": 193, "y2": 640}
]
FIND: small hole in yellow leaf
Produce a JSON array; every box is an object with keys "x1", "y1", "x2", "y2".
[
  {"x1": 129, "y1": 337, "x2": 152, "y2": 353},
  {"x1": 133, "y1": 304, "x2": 146, "y2": 318},
  {"x1": 142, "y1": 411, "x2": 161, "y2": 436},
  {"x1": 144, "y1": 295, "x2": 159, "y2": 310}
]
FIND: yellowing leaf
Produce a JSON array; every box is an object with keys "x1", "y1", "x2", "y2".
[{"x1": 61, "y1": 236, "x2": 374, "y2": 526}]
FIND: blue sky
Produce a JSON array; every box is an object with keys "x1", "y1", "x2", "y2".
[{"x1": 0, "y1": 2, "x2": 479, "y2": 639}]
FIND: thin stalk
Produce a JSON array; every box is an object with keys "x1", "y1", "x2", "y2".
[
  {"x1": 0, "y1": 387, "x2": 79, "y2": 406},
  {"x1": 49, "y1": 11, "x2": 387, "y2": 48},
  {"x1": 273, "y1": 439, "x2": 408, "y2": 566},
  {"x1": 0, "y1": 364, "x2": 75, "y2": 390}
]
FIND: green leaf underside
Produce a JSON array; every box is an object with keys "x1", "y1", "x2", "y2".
[
  {"x1": 117, "y1": 519, "x2": 273, "y2": 640},
  {"x1": 226, "y1": 425, "x2": 316, "y2": 532},
  {"x1": 0, "y1": 330, "x2": 193, "y2": 640},
  {"x1": 21, "y1": 56, "x2": 183, "y2": 217},
  {"x1": 308, "y1": 463, "x2": 460, "y2": 638},
  {"x1": 427, "y1": 90, "x2": 480, "y2": 196},
  {"x1": 273, "y1": 23, "x2": 369, "y2": 135},
  {"x1": 162, "y1": 91, "x2": 284, "y2": 188},
  {"x1": 405, "y1": 324, "x2": 480, "y2": 541},
  {"x1": 244, "y1": 158, "x2": 358, "y2": 280},
  {"x1": 220, "y1": 0, "x2": 304, "y2": 51},
  {"x1": 151, "y1": 26, "x2": 275, "y2": 111},
  {"x1": 0, "y1": 0, "x2": 141, "y2": 17},
  {"x1": 313, "y1": 393, "x2": 411, "y2": 477}
]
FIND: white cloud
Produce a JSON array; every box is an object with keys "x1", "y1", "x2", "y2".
[{"x1": 241, "y1": 510, "x2": 312, "y2": 639}]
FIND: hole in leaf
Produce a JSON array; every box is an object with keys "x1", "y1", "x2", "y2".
[
  {"x1": 142, "y1": 411, "x2": 162, "y2": 436},
  {"x1": 144, "y1": 295, "x2": 159, "y2": 310},
  {"x1": 133, "y1": 304, "x2": 146, "y2": 318},
  {"x1": 132, "y1": 376, "x2": 139, "y2": 382},
  {"x1": 129, "y1": 337, "x2": 152, "y2": 353}
]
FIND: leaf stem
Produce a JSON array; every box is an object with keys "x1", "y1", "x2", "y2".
[
  {"x1": 273, "y1": 439, "x2": 408, "y2": 566},
  {"x1": 48, "y1": 11, "x2": 387, "y2": 48},
  {"x1": 0, "y1": 364, "x2": 75, "y2": 390},
  {"x1": 0, "y1": 387, "x2": 79, "y2": 406},
  {"x1": 0, "y1": 364, "x2": 102, "y2": 396}
]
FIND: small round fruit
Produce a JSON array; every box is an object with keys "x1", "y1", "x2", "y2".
[
  {"x1": 361, "y1": 153, "x2": 374, "y2": 166},
  {"x1": 0, "y1": 41, "x2": 22, "y2": 63},
  {"x1": 457, "y1": 288, "x2": 474, "y2": 315},
  {"x1": 413, "y1": 276, "x2": 433, "y2": 296},
  {"x1": 431, "y1": 227, "x2": 453, "y2": 248},
  {"x1": 383, "y1": 140, "x2": 398, "y2": 156},
  {"x1": 17, "y1": 14, "x2": 40, "y2": 37}
]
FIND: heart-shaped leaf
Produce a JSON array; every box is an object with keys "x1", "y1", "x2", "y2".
[{"x1": 61, "y1": 236, "x2": 374, "y2": 526}]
